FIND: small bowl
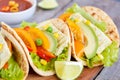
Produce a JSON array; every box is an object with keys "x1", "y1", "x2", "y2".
[{"x1": 0, "y1": 0, "x2": 37, "y2": 25}]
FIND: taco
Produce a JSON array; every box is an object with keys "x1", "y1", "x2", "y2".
[
  {"x1": 0, "y1": 22, "x2": 29, "y2": 80},
  {"x1": 59, "y1": 4, "x2": 119, "y2": 67},
  {"x1": 12, "y1": 18, "x2": 71, "y2": 76}
]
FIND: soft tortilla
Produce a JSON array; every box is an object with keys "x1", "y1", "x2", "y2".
[
  {"x1": 1, "y1": 22, "x2": 29, "y2": 80},
  {"x1": 5, "y1": 18, "x2": 71, "y2": 76},
  {"x1": 28, "y1": 18, "x2": 71, "y2": 76},
  {"x1": 0, "y1": 32, "x2": 11, "y2": 69},
  {"x1": 72, "y1": 6, "x2": 120, "y2": 67},
  {"x1": 83, "y1": 6, "x2": 119, "y2": 46}
]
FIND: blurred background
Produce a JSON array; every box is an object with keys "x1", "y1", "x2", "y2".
[{"x1": 31, "y1": 0, "x2": 120, "y2": 34}]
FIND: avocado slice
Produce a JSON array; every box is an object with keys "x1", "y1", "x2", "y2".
[
  {"x1": 77, "y1": 22, "x2": 98, "y2": 59},
  {"x1": 43, "y1": 31, "x2": 58, "y2": 53}
]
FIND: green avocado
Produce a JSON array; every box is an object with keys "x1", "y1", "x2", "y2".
[
  {"x1": 77, "y1": 22, "x2": 98, "y2": 59},
  {"x1": 43, "y1": 31, "x2": 58, "y2": 53}
]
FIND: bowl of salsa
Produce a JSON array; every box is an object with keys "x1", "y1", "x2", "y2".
[{"x1": 0, "y1": 0, "x2": 37, "y2": 24}]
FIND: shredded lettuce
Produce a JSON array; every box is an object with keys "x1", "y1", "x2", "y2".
[
  {"x1": 20, "y1": 21, "x2": 37, "y2": 28},
  {"x1": 102, "y1": 41, "x2": 119, "y2": 66},
  {"x1": 30, "y1": 47, "x2": 68, "y2": 71},
  {"x1": 86, "y1": 55, "x2": 101, "y2": 68},
  {"x1": 56, "y1": 47, "x2": 68, "y2": 61},
  {"x1": 0, "y1": 56, "x2": 24, "y2": 80},
  {"x1": 66, "y1": 3, "x2": 106, "y2": 32},
  {"x1": 30, "y1": 53, "x2": 55, "y2": 71},
  {"x1": 86, "y1": 41, "x2": 119, "y2": 68}
]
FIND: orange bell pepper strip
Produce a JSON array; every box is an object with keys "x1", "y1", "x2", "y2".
[
  {"x1": 74, "y1": 40, "x2": 84, "y2": 58},
  {"x1": 59, "y1": 12, "x2": 72, "y2": 21},
  {"x1": 3, "y1": 62, "x2": 8, "y2": 69}
]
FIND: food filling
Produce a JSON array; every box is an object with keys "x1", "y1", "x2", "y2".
[
  {"x1": 14, "y1": 21, "x2": 69, "y2": 71},
  {"x1": 0, "y1": 38, "x2": 24, "y2": 80},
  {"x1": 59, "y1": 4, "x2": 119, "y2": 67}
]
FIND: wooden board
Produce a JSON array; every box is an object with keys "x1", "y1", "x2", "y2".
[
  {"x1": 8, "y1": 0, "x2": 120, "y2": 80},
  {"x1": 26, "y1": 66, "x2": 103, "y2": 80}
]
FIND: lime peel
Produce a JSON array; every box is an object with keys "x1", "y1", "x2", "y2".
[
  {"x1": 55, "y1": 61, "x2": 83, "y2": 80},
  {"x1": 38, "y1": 0, "x2": 59, "y2": 9}
]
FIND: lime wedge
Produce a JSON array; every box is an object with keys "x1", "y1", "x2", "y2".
[
  {"x1": 38, "y1": 0, "x2": 59, "y2": 9},
  {"x1": 55, "y1": 61, "x2": 83, "y2": 80}
]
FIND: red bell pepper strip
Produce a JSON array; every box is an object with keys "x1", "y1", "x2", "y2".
[{"x1": 37, "y1": 46, "x2": 56, "y2": 61}]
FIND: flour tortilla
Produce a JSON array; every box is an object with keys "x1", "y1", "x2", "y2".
[
  {"x1": 1, "y1": 22, "x2": 29, "y2": 80},
  {"x1": 27, "y1": 18, "x2": 71, "y2": 76},
  {"x1": 83, "y1": 6, "x2": 119, "y2": 46},
  {"x1": 72, "y1": 6, "x2": 119, "y2": 67},
  {"x1": 2, "y1": 18, "x2": 71, "y2": 76},
  {"x1": 0, "y1": 32, "x2": 11, "y2": 69}
]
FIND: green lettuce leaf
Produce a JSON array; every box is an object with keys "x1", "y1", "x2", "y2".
[
  {"x1": 30, "y1": 47, "x2": 68, "y2": 71},
  {"x1": 30, "y1": 53, "x2": 55, "y2": 71},
  {"x1": 86, "y1": 41, "x2": 119, "y2": 68},
  {"x1": 86, "y1": 55, "x2": 101, "y2": 68},
  {"x1": 102, "y1": 41, "x2": 119, "y2": 66},
  {"x1": 66, "y1": 3, "x2": 106, "y2": 32},
  {"x1": 20, "y1": 21, "x2": 37, "y2": 28},
  {"x1": 56, "y1": 47, "x2": 68, "y2": 61},
  {"x1": 0, "y1": 56, "x2": 24, "y2": 80}
]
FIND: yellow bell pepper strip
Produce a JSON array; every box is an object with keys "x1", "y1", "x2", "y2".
[
  {"x1": 0, "y1": 43, "x2": 3, "y2": 51},
  {"x1": 14, "y1": 28, "x2": 37, "y2": 53}
]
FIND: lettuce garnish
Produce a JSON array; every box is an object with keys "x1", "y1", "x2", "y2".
[
  {"x1": 87, "y1": 41, "x2": 119, "y2": 68},
  {"x1": 66, "y1": 3, "x2": 106, "y2": 32},
  {"x1": 0, "y1": 56, "x2": 24, "y2": 80},
  {"x1": 102, "y1": 41, "x2": 119, "y2": 66},
  {"x1": 30, "y1": 47, "x2": 68, "y2": 71},
  {"x1": 20, "y1": 21, "x2": 37, "y2": 28}
]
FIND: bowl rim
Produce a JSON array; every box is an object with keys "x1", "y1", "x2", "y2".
[{"x1": 0, "y1": 0, "x2": 37, "y2": 14}]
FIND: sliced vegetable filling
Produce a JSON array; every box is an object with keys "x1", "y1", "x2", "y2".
[
  {"x1": 15, "y1": 21, "x2": 69, "y2": 71},
  {"x1": 58, "y1": 4, "x2": 119, "y2": 67}
]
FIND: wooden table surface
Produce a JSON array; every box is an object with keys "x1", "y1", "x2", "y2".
[{"x1": 10, "y1": 0, "x2": 120, "y2": 80}]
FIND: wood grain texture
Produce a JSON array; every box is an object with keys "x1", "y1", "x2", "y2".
[
  {"x1": 76, "y1": 66, "x2": 103, "y2": 80},
  {"x1": 26, "y1": 66, "x2": 103, "y2": 80}
]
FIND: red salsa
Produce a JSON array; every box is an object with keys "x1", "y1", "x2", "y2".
[{"x1": 0, "y1": 0, "x2": 32, "y2": 12}]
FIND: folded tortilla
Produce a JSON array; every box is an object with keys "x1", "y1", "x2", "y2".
[
  {"x1": 0, "y1": 32, "x2": 11, "y2": 69},
  {"x1": 71, "y1": 6, "x2": 119, "y2": 66},
  {"x1": 83, "y1": 6, "x2": 119, "y2": 46},
  {"x1": 28, "y1": 18, "x2": 71, "y2": 76},
  {"x1": 2, "y1": 18, "x2": 71, "y2": 76},
  {"x1": 0, "y1": 22, "x2": 29, "y2": 80}
]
